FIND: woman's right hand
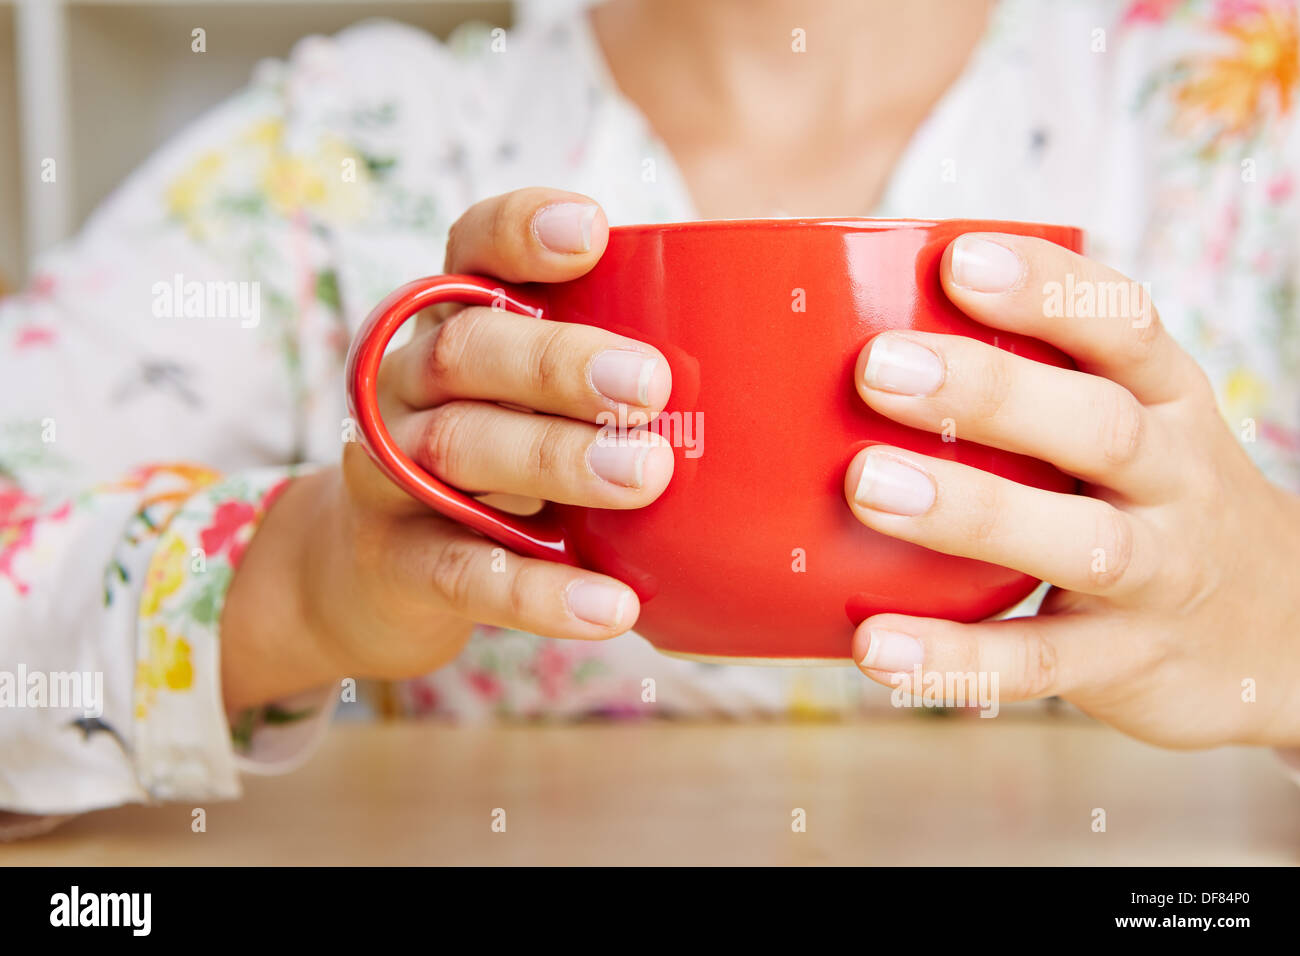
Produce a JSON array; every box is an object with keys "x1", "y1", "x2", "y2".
[{"x1": 220, "y1": 189, "x2": 674, "y2": 711}]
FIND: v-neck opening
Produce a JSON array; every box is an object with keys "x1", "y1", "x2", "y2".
[{"x1": 569, "y1": 0, "x2": 1009, "y2": 222}]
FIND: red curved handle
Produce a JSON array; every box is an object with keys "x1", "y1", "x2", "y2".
[{"x1": 346, "y1": 275, "x2": 579, "y2": 566}]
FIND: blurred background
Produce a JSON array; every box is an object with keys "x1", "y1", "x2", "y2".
[{"x1": 0, "y1": 0, "x2": 590, "y2": 292}]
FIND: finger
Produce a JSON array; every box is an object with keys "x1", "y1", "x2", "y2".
[
  {"x1": 851, "y1": 612, "x2": 1135, "y2": 703},
  {"x1": 444, "y1": 187, "x2": 610, "y2": 283},
  {"x1": 856, "y1": 331, "x2": 1180, "y2": 500},
  {"x1": 395, "y1": 400, "x2": 675, "y2": 508},
  {"x1": 391, "y1": 306, "x2": 672, "y2": 420},
  {"x1": 940, "y1": 233, "x2": 1206, "y2": 405},
  {"x1": 392, "y1": 518, "x2": 639, "y2": 640},
  {"x1": 844, "y1": 446, "x2": 1159, "y2": 598}
]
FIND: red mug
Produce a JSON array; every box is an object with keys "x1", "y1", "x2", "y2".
[{"x1": 347, "y1": 218, "x2": 1082, "y2": 663}]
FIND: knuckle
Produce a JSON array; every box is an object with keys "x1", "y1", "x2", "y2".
[
  {"x1": 425, "y1": 309, "x2": 482, "y2": 385},
  {"x1": 527, "y1": 324, "x2": 573, "y2": 397},
  {"x1": 496, "y1": 191, "x2": 535, "y2": 254},
  {"x1": 444, "y1": 215, "x2": 468, "y2": 269},
  {"x1": 487, "y1": 195, "x2": 514, "y2": 250},
  {"x1": 970, "y1": 349, "x2": 1014, "y2": 421},
  {"x1": 1128, "y1": 297, "x2": 1163, "y2": 357},
  {"x1": 429, "y1": 537, "x2": 482, "y2": 612},
  {"x1": 954, "y1": 634, "x2": 984, "y2": 678},
  {"x1": 1163, "y1": 551, "x2": 1208, "y2": 615},
  {"x1": 524, "y1": 416, "x2": 570, "y2": 485},
  {"x1": 1088, "y1": 505, "x2": 1135, "y2": 592},
  {"x1": 421, "y1": 401, "x2": 477, "y2": 480},
  {"x1": 1097, "y1": 386, "x2": 1145, "y2": 469},
  {"x1": 965, "y1": 476, "x2": 1004, "y2": 549},
  {"x1": 1183, "y1": 365, "x2": 1220, "y2": 414},
  {"x1": 1017, "y1": 633, "x2": 1060, "y2": 698},
  {"x1": 506, "y1": 562, "x2": 545, "y2": 622}
]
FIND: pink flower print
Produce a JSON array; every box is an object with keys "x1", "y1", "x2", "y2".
[
  {"x1": 1261, "y1": 420, "x2": 1300, "y2": 453},
  {"x1": 1205, "y1": 202, "x2": 1243, "y2": 268},
  {"x1": 404, "y1": 678, "x2": 440, "y2": 716},
  {"x1": 13, "y1": 326, "x2": 57, "y2": 349},
  {"x1": 1122, "y1": 0, "x2": 1184, "y2": 26},
  {"x1": 1266, "y1": 171, "x2": 1294, "y2": 202},
  {"x1": 1213, "y1": 0, "x2": 1269, "y2": 29},
  {"x1": 0, "y1": 489, "x2": 71, "y2": 596},
  {"x1": 196, "y1": 477, "x2": 289, "y2": 568},
  {"x1": 466, "y1": 669, "x2": 503, "y2": 701},
  {"x1": 531, "y1": 641, "x2": 573, "y2": 701},
  {"x1": 25, "y1": 273, "x2": 57, "y2": 299},
  {"x1": 198, "y1": 501, "x2": 258, "y2": 568}
]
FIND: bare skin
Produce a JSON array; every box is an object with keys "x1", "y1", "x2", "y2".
[
  {"x1": 591, "y1": 0, "x2": 996, "y2": 217},
  {"x1": 221, "y1": 188, "x2": 673, "y2": 708},
  {"x1": 846, "y1": 234, "x2": 1300, "y2": 749},
  {"x1": 220, "y1": 0, "x2": 1300, "y2": 750},
  {"x1": 221, "y1": 0, "x2": 993, "y2": 712}
]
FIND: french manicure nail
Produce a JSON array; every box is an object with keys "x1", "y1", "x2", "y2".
[
  {"x1": 951, "y1": 236, "x2": 1024, "y2": 293},
  {"x1": 863, "y1": 335, "x2": 945, "y2": 395},
  {"x1": 568, "y1": 580, "x2": 630, "y2": 627},
  {"x1": 587, "y1": 438, "x2": 652, "y2": 488},
  {"x1": 859, "y1": 628, "x2": 924, "y2": 672},
  {"x1": 853, "y1": 450, "x2": 935, "y2": 515},
  {"x1": 590, "y1": 349, "x2": 659, "y2": 405},
  {"x1": 534, "y1": 202, "x2": 598, "y2": 254}
]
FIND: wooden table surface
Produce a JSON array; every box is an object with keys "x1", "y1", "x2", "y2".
[{"x1": 7, "y1": 717, "x2": 1299, "y2": 865}]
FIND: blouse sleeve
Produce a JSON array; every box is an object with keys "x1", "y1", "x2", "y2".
[{"x1": 0, "y1": 47, "x2": 352, "y2": 822}]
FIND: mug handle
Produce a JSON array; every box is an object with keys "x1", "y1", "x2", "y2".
[{"x1": 345, "y1": 274, "x2": 579, "y2": 566}]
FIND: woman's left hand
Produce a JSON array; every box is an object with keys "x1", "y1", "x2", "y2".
[{"x1": 846, "y1": 232, "x2": 1300, "y2": 749}]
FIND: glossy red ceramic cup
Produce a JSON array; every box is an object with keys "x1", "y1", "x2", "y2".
[{"x1": 347, "y1": 218, "x2": 1082, "y2": 663}]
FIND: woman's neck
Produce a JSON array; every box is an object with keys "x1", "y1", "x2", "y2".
[{"x1": 591, "y1": 0, "x2": 997, "y2": 218}]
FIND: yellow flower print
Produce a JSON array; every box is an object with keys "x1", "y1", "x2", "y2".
[
  {"x1": 262, "y1": 135, "x2": 372, "y2": 221},
  {"x1": 140, "y1": 533, "x2": 188, "y2": 618},
  {"x1": 263, "y1": 155, "x2": 328, "y2": 214},
  {"x1": 786, "y1": 672, "x2": 843, "y2": 721},
  {"x1": 1172, "y1": 3, "x2": 1298, "y2": 148},
  {"x1": 166, "y1": 115, "x2": 373, "y2": 228},
  {"x1": 165, "y1": 151, "x2": 226, "y2": 221},
  {"x1": 240, "y1": 117, "x2": 285, "y2": 149},
  {"x1": 314, "y1": 135, "x2": 374, "y2": 221},
  {"x1": 1222, "y1": 367, "x2": 1270, "y2": 418},
  {"x1": 135, "y1": 624, "x2": 194, "y2": 718}
]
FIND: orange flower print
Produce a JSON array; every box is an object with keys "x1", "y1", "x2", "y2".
[
  {"x1": 100, "y1": 462, "x2": 221, "y2": 508},
  {"x1": 135, "y1": 624, "x2": 195, "y2": 718},
  {"x1": 98, "y1": 463, "x2": 223, "y2": 548},
  {"x1": 1170, "y1": 1, "x2": 1298, "y2": 150}
]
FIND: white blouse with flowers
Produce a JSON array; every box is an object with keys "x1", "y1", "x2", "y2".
[{"x1": 1, "y1": 0, "x2": 1298, "y2": 819}]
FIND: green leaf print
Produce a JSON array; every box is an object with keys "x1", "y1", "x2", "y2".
[
  {"x1": 188, "y1": 563, "x2": 233, "y2": 626},
  {"x1": 315, "y1": 270, "x2": 342, "y2": 311}
]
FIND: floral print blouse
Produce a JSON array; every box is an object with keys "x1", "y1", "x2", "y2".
[{"x1": 1, "y1": 0, "x2": 1297, "y2": 817}]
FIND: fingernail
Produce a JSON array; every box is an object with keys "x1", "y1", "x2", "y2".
[
  {"x1": 590, "y1": 349, "x2": 659, "y2": 406},
  {"x1": 853, "y1": 450, "x2": 935, "y2": 515},
  {"x1": 859, "y1": 628, "x2": 924, "y2": 672},
  {"x1": 951, "y1": 235, "x2": 1023, "y2": 293},
  {"x1": 863, "y1": 335, "x2": 945, "y2": 396},
  {"x1": 568, "y1": 580, "x2": 630, "y2": 627},
  {"x1": 587, "y1": 437, "x2": 653, "y2": 488},
  {"x1": 534, "y1": 202, "x2": 598, "y2": 254}
]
